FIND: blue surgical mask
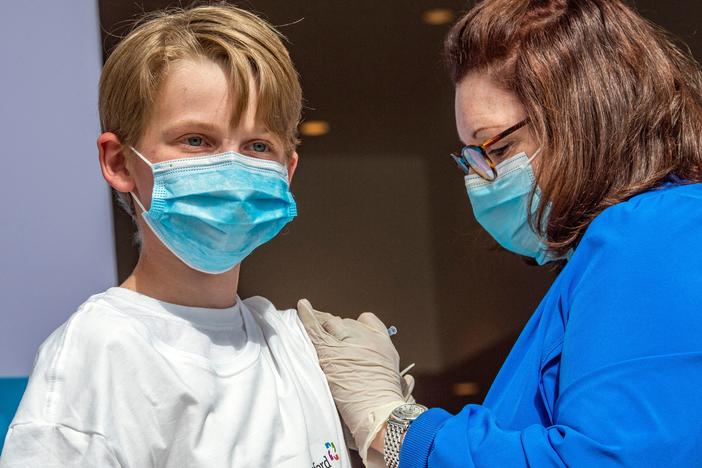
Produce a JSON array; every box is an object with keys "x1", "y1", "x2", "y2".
[
  {"x1": 130, "y1": 147, "x2": 297, "y2": 274},
  {"x1": 464, "y1": 149, "x2": 558, "y2": 265}
]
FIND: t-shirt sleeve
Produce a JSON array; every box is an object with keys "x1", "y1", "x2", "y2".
[
  {"x1": 0, "y1": 423, "x2": 121, "y2": 468},
  {"x1": 3, "y1": 302, "x2": 156, "y2": 467},
  {"x1": 248, "y1": 296, "x2": 321, "y2": 362},
  {"x1": 400, "y1": 190, "x2": 702, "y2": 467}
]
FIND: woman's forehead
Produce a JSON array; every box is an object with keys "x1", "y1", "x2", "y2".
[{"x1": 455, "y1": 72, "x2": 526, "y2": 142}]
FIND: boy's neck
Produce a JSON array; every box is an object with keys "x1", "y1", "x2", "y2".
[{"x1": 121, "y1": 247, "x2": 240, "y2": 309}]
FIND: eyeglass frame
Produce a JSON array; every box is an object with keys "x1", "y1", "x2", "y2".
[{"x1": 450, "y1": 118, "x2": 529, "y2": 181}]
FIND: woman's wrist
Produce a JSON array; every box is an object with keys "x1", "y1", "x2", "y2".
[
  {"x1": 370, "y1": 421, "x2": 408, "y2": 461},
  {"x1": 370, "y1": 422, "x2": 387, "y2": 455}
]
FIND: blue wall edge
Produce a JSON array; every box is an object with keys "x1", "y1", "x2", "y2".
[{"x1": 0, "y1": 377, "x2": 29, "y2": 455}]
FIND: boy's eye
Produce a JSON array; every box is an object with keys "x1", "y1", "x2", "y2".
[
  {"x1": 250, "y1": 141, "x2": 269, "y2": 152},
  {"x1": 186, "y1": 136, "x2": 204, "y2": 147},
  {"x1": 242, "y1": 140, "x2": 282, "y2": 162}
]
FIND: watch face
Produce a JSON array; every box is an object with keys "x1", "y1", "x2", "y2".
[{"x1": 392, "y1": 403, "x2": 427, "y2": 421}]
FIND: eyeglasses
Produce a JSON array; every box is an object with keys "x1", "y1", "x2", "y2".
[{"x1": 450, "y1": 119, "x2": 529, "y2": 181}]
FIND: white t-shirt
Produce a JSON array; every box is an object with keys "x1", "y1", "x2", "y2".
[{"x1": 0, "y1": 287, "x2": 351, "y2": 468}]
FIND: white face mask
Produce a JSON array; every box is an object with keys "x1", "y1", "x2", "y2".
[{"x1": 464, "y1": 148, "x2": 567, "y2": 265}]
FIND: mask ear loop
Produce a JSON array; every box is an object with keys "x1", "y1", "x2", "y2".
[
  {"x1": 128, "y1": 146, "x2": 153, "y2": 215},
  {"x1": 526, "y1": 146, "x2": 544, "y2": 227},
  {"x1": 527, "y1": 147, "x2": 542, "y2": 165}
]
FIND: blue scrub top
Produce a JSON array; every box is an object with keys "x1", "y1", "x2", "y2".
[{"x1": 401, "y1": 182, "x2": 702, "y2": 467}]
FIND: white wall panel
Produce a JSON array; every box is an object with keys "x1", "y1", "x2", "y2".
[{"x1": 0, "y1": 0, "x2": 115, "y2": 376}]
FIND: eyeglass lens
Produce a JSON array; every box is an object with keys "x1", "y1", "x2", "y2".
[{"x1": 462, "y1": 146, "x2": 496, "y2": 180}]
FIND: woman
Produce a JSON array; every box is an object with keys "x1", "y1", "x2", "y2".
[{"x1": 298, "y1": 0, "x2": 702, "y2": 466}]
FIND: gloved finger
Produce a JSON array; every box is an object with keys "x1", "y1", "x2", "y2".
[
  {"x1": 321, "y1": 316, "x2": 352, "y2": 341},
  {"x1": 297, "y1": 299, "x2": 326, "y2": 337},
  {"x1": 297, "y1": 299, "x2": 345, "y2": 341},
  {"x1": 356, "y1": 311, "x2": 388, "y2": 335},
  {"x1": 401, "y1": 374, "x2": 415, "y2": 401}
]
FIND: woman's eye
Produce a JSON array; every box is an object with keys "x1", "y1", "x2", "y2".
[
  {"x1": 250, "y1": 141, "x2": 269, "y2": 152},
  {"x1": 185, "y1": 136, "x2": 204, "y2": 147},
  {"x1": 489, "y1": 143, "x2": 511, "y2": 158}
]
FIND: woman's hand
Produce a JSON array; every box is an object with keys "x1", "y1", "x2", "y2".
[{"x1": 297, "y1": 299, "x2": 415, "y2": 464}]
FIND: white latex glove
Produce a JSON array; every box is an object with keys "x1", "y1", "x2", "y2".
[{"x1": 297, "y1": 299, "x2": 415, "y2": 465}]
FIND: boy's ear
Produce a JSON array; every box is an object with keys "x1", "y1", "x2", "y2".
[
  {"x1": 287, "y1": 151, "x2": 299, "y2": 184},
  {"x1": 98, "y1": 132, "x2": 135, "y2": 193}
]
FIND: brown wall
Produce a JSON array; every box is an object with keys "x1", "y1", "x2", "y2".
[{"x1": 240, "y1": 154, "x2": 445, "y2": 371}]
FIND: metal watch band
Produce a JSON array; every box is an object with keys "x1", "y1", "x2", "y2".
[
  {"x1": 383, "y1": 403, "x2": 428, "y2": 467},
  {"x1": 383, "y1": 418, "x2": 406, "y2": 468}
]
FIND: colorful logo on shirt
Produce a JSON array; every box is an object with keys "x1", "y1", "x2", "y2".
[
  {"x1": 311, "y1": 441, "x2": 341, "y2": 468},
  {"x1": 325, "y1": 441, "x2": 340, "y2": 461}
]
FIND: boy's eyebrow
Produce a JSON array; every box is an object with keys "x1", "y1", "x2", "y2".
[
  {"x1": 256, "y1": 128, "x2": 276, "y2": 137},
  {"x1": 162, "y1": 120, "x2": 279, "y2": 139},
  {"x1": 247, "y1": 126, "x2": 285, "y2": 143},
  {"x1": 162, "y1": 119, "x2": 222, "y2": 134}
]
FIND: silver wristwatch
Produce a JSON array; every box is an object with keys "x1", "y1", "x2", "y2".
[{"x1": 383, "y1": 403, "x2": 428, "y2": 468}]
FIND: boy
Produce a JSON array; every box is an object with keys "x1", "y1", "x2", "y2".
[{"x1": 0, "y1": 5, "x2": 350, "y2": 467}]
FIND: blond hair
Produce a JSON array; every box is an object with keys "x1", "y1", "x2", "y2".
[{"x1": 99, "y1": 3, "x2": 302, "y2": 219}]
